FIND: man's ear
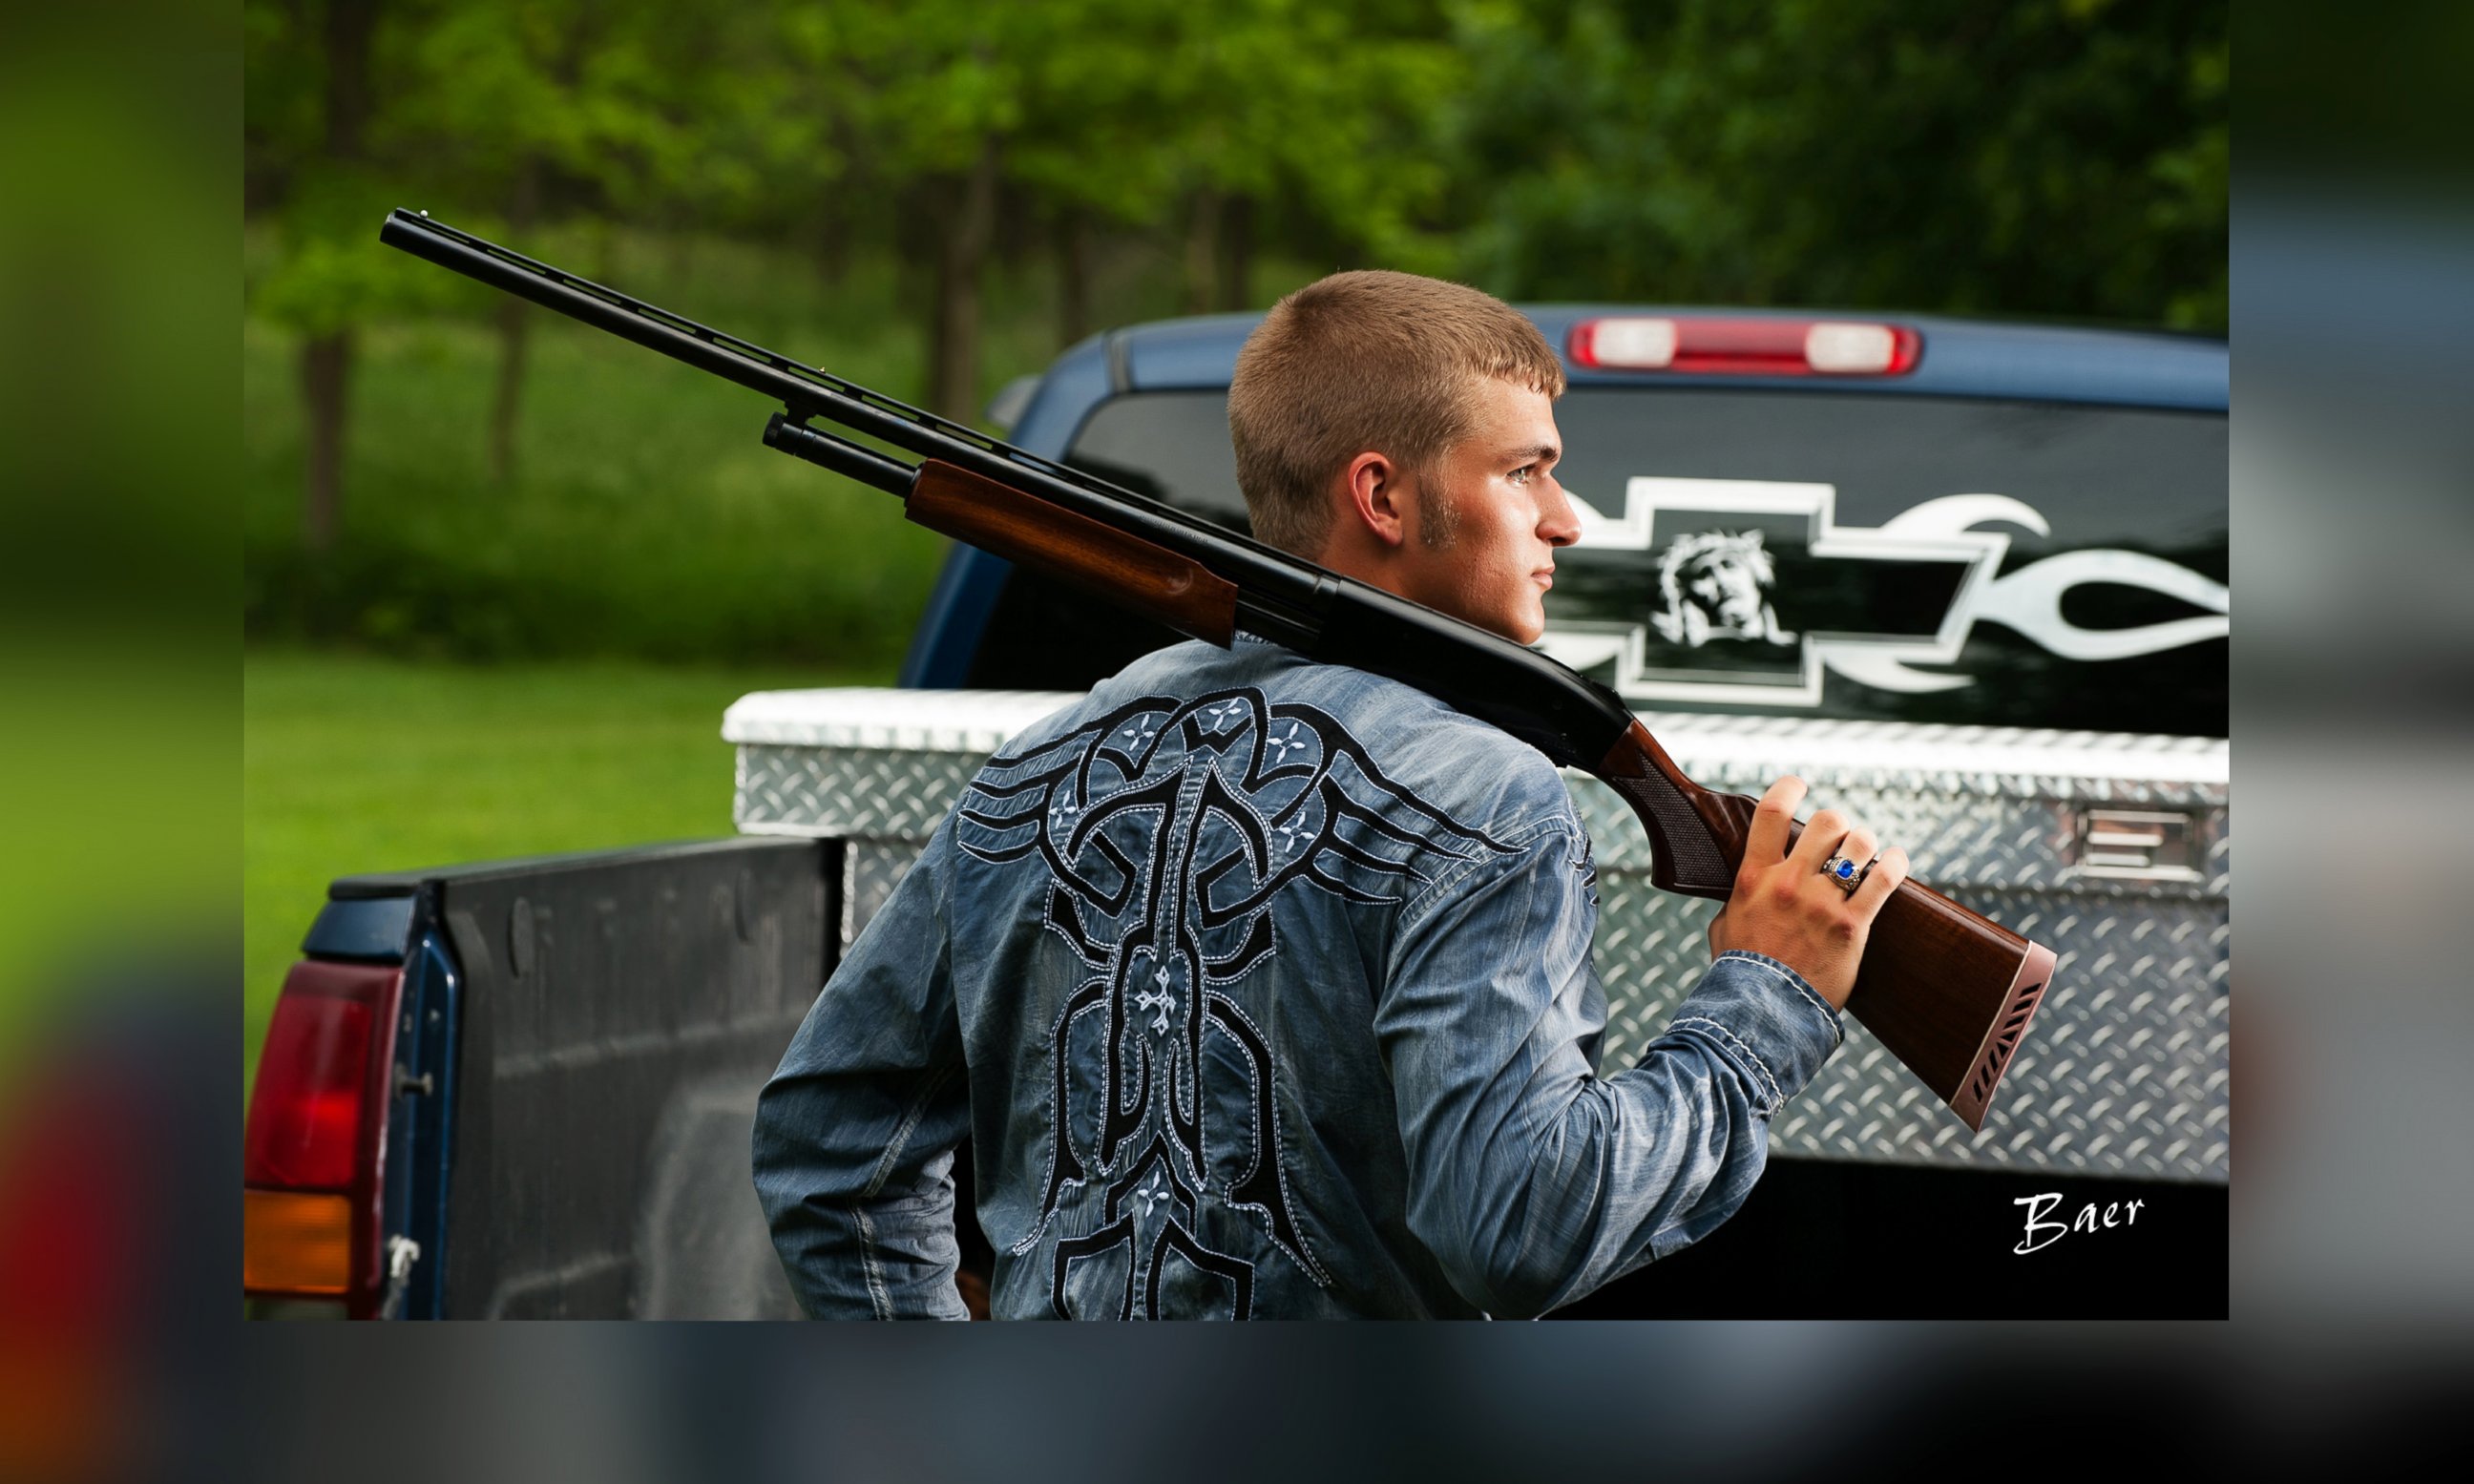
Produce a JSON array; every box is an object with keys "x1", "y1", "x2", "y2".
[{"x1": 1342, "y1": 450, "x2": 1410, "y2": 549}]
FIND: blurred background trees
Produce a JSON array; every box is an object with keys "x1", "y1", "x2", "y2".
[{"x1": 242, "y1": 0, "x2": 2226, "y2": 670}]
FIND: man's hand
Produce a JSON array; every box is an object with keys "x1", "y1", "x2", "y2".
[{"x1": 1705, "y1": 776, "x2": 1908, "y2": 1011}]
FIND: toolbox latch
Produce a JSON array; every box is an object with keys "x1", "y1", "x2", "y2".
[{"x1": 2064, "y1": 807, "x2": 2203, "y2": 884}]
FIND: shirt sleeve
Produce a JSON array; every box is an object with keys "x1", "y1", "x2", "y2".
[
  {"x1": 1376, "y1": 813, "x2": 1844, "y2": 1319},
  {"x1": 751, "y1": 824, "x2": 971, "y2": 1320}
]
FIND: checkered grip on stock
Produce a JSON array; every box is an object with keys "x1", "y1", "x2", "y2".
[{"x1": 1599, "y1": 743, "x2": 1730, "y2": 890}]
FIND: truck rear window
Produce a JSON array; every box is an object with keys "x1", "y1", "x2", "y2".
[{"x1": 965, "y1": 387, "x2": 2226, "y2": 737}]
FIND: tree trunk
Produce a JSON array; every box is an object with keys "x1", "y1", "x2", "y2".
[
  {"x1": 1057, "y1": 208, "x2": 1091, "y2": 348},
  {"x1": 666, "y1": 203, "x2": 694, "y2": 287},
  {"x1": 817, "y1": 116, "x2": 863, "y2": 290},
  {"x1": 302, "y1": 0, "x2": 378, "y2": 553},
  {"x1": 1217, "y1": 193, "x2": 1253, "y2": 311},
  {"x1": 1184, "y1": 188, "x2": 1221, "y2": 315},
  {"x1": 814, "y1": 203, "x2": 849, "y2": 289},
  {"x1": 991, "y1": 179, "x2": 1035, "y2": 274},
  {"x1": 302, "y1": 331, "x2": 352, "y2": 553},
  {"x1": 323, "y1": 0, "x2": 377, "y2": 160},
  {"x1": 488, "y1": 297, "x2": 532, "y2": 486},
  {"x1": 489, "y1": 158, "x2": 542, "y2": 485},
  {"x1": 927, "y1": 136, "x2": 1000, "y2": 424}
]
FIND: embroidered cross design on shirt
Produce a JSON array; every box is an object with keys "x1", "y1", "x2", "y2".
[
  {"x1": 1136, "y1": 966, "x2": 1178, "y2": 1035},
  {"x1": 1265, "y1": 721, "x2": 1309, "y2": 765}
]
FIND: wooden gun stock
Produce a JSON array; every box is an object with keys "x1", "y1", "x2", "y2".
[
  {"x1": 908, "y1": 460, "x2": 1240, "y2": 645},
  {"x1": 1600, "y1": 721, "x2": 2054, "y2": 1130}
]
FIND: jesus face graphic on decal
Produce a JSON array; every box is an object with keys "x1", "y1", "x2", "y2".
[{"x1": 1651, "y1": 530, "x2": 1795, "y2": 649}]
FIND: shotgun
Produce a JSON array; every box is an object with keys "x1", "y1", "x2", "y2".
[{"x1": 378, "y1": 207, "x2": 2055, "y2": 1130}]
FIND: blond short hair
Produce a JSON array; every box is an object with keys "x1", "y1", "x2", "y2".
[{"x1": 1227, "y1": 270, "x2": 1566, "y2": 556}]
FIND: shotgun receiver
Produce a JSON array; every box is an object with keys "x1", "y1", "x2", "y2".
[{"x1": 379, "y1": 208, "x2": 2055, "y2": 1130}]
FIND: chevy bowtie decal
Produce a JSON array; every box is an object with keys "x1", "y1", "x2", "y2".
[{"x1": 1538, "y1": 477, "x2": 2231, "y2": 707}]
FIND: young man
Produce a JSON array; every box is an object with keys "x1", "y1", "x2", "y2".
[{"x1": 752, "y1": 270, "x2": 1907, "y2": 1319}]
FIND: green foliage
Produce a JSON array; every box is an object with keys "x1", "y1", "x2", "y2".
[
  {"x1": 1436, "y1": 0, "x2": 2228, "y2": 330},
  {"x1": 250, "y1": 166, "x2": 462, "y2": 335},
  {"x1": 242, "y1": 0, "x2": 2228, "y2": 664},
  {"x1": 1046, "y1": 0, "x2": 1460, "y2": 246},
  {"x1": 392, "y1": 3, "x2": 681, "y2": 187},
  {"x1": 240, "y1": 219, "x2": 1331, "y2": 662},
  {"x1": 243, "y1": 241, "x2": 957, "y2": 665}
]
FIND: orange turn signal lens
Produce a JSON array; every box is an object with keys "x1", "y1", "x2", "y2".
[{"x1": 242, "y1": 1188, "x2": 351, "y2": 1295}]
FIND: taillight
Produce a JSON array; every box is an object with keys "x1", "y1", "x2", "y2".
[
  {"x1": 242, "y1": 960, "x2": 403, "y2": 1316},
  {"x1": 241, "y1": 1189, "x2": 352, "y2": 1294},
  {"x1": 1569, "y1": 316, "x2": 1920, "y2": 376}
]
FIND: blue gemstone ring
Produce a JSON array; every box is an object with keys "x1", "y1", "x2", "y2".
[{"x1": 1820, "y1": 853, "x2": 1872, "y2": 895}]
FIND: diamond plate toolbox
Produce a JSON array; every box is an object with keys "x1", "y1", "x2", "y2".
[{"x1": 728, "y1": 689, "x2": 2229, "y2": 1183}]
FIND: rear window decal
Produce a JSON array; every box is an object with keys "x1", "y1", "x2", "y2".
[{"x1": 1539, "y1": 478, "x2": 2230, "y2": 707}]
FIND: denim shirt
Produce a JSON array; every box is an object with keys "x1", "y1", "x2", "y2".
[{"x1": 752, "y1": 636, "x2": 1844, "y2": 1319}]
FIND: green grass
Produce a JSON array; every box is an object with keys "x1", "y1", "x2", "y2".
[
  {"x1": 241, "y1": 227, "x2": 1017, "y2": 667},
  {"x1": 242, "y1": 649, "x2": 887, "y2": 1101},
  {"x1": 243, "y1": 309, "x2": 957, "y2": 665},
  {"x1": 243, "y1": 222, "x2": 1331, "y2": 666}
]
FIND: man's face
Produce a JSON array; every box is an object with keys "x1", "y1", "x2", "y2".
[{"x1": 1394, "y1": 377, "x2": 1581, "y2": 644}]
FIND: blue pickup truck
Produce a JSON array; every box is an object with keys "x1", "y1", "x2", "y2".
[{"x1": 244, "y1": 307, "x2": 2228, "y2": 1319}]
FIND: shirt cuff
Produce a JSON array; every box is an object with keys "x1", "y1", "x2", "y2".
[{"x1": 1661, "y1": 951, "x2": 1845, "y2": 1117}]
